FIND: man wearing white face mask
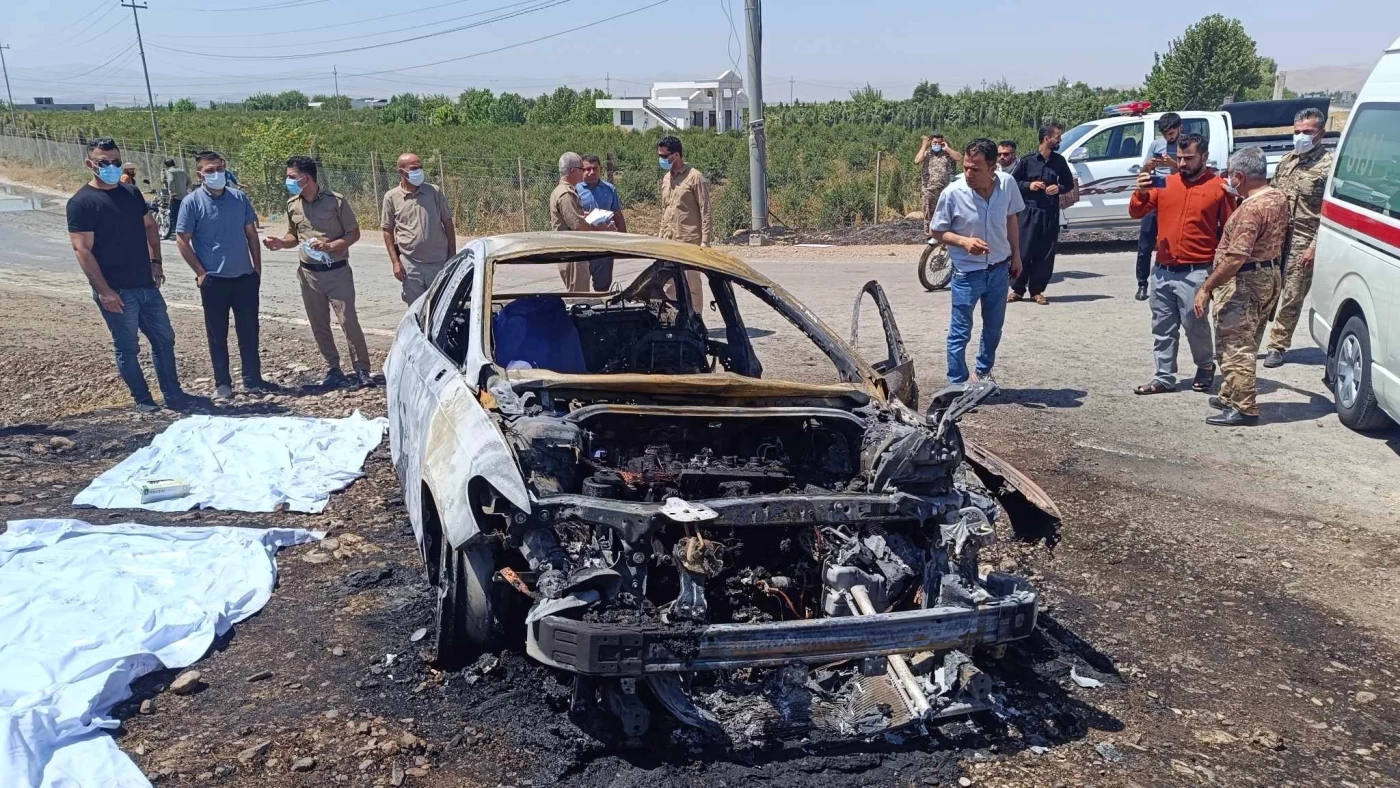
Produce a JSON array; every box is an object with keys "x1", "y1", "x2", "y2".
[
  {"x1": 176, "y1": 150, "x2": 268, "y2": 401},
  {"x1": 1262, "y1": 107, "x2": 1333, "y2": 368},
  {"x1": 381, "y1": 151, "x2": 455, "y2": 305}
]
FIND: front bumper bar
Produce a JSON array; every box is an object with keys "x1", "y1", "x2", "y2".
[{"x1": 527, "y1": 573, "x2": 1036, "y2": 676}]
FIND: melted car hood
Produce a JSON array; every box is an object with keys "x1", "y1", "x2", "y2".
[{"x1": 502, "y1": 370, "x2": 875, "y2": 407}]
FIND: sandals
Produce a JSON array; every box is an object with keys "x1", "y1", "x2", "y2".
[
  {"x1": 1191, "y1": 364, "x2": 1216, "y2": 393},
  {"x1": 1134, "y1": 380, "x2": 1174, "y2": 395},
  {"x1": 1007, "y1": 292, "x2": 1023, "y2": 303},
  {"x1": 1032, "y1": 294, "x2": 1050, "y2": 305}
]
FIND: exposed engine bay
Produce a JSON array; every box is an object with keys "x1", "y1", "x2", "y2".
[{"x1": 483, "y1": 382, "x2": 1052, "y2": 743}]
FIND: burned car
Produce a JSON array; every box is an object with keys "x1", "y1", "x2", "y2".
[{"x1": 385, "y1": 233, "x2": 1061, "y2": 741}]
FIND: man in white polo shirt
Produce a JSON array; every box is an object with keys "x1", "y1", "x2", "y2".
[{"x1": 930, "y1": 138, "x2": 1026, "y2": 386}]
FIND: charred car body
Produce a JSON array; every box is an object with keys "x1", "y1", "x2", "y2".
[{"x1": 385, "y1": 233, "x2": 1061, "y2": 742}]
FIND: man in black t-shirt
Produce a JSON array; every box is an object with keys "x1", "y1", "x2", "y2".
[{"x1": 67, "y1": 137, "x2": 190, "y2": 412}]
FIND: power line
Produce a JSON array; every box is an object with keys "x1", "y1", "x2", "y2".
[
  {"x1": 69, "y1": 4, "x2": 126, "y2": 48},
  {"x1": 170, "y1": 0, "x2": 327, "y2": 11},
  {"x1": 146, "y1": 0, "x2": 573, "y2": 60},
  {"x1": 344, "y1": 0, "x2": 676, "y2": 78},
  {"x1": 210, "y1": 0, "x2": 481, "y2": 39},
  {"x1": 120, "y1": 0, "x2": 162, "y2": 149},
  {"x1": 1, "y1": 44, "x2": 14, "y2": 126},
  {"x1": 187, "y1": 0, "x2": 548, "y2": 49}
]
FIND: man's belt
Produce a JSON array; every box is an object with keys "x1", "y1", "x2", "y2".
[
  {"x1": 1160, "y1": 261, "x2": 1211, "y2": 270},
  {"x1": 1236, "y1": 259, "x2": 1278, "y2": 273},
  {"x1": 300, "y1": 260, "x2": 348, "y2": 272}
]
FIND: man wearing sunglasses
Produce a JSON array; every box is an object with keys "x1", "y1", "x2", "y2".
[{"x1": 67, "y1": 137, "x2": 191, "y2": 412}]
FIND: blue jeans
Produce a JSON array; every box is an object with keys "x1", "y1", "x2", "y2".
[
  {"x1": 946, "y1": 264, "x2": 1010, "y2": 384},
  {"x1": 94, "y1": 288, "x2": 182, "y2": 405}
]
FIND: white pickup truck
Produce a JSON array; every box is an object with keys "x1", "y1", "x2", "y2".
[{"x1": 1058, "y1": 97, "x2": 1340, "y2": 234}]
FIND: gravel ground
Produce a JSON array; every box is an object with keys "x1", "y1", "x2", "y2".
[{"x1": 1, "y1": 204, "x2": 1398, "y2": 788}]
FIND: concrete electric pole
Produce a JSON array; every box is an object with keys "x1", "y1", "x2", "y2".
[
  {"x1": 121, "y1": 1, "x2": 162, "y2": 151},
  {"x1": 744, "y1": 0, "x2": 769, "y2": 244},
  {"x1": 0, "y1": 44, "x2": 15, "y2": 127}
]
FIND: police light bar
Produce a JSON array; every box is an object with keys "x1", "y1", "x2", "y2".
[{"x1": 1104, "y1": 100, "x2": 1152, "y2": 117}]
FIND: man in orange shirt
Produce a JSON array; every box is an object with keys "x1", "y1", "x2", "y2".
[{"x1": 1127, "y1": 133, "x2": 1235, "y2": 395}]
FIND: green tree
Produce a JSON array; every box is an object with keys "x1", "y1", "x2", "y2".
[
  {"x1": 240, "y1": 116, "x2": 317, "y2": 207},
  {"x1": 491, "y1": 92, "x2": 527, "y2": 125},
  {"x1": 457, "y1": 88, "x2": 495, "y2": 124},
  {"x1": 171, "y1": 98, "x2": 197, "y2": 113},
  {"x1": 1144, "y1": 15, "x2": 1266, "y2": 110},
  {"x1": 911, "y1": 81, "x2": 941, "y2": 102},
  {"x1": 310, "y1": 94, "x2": 352, "y2": 111}
]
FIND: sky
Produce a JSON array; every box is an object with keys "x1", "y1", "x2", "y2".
[{"x1": 1, "y1": 0, "x2": 1397, "y2": 107}]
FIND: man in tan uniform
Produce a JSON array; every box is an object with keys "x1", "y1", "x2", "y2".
[
  {"x1": 1263, "y1": 107, "x2": 1334, "y2": 368},
  {"x1": 656, "y1": 136, "x2": 711, "y2": 315},
  {"x1": 1192, "y1": 147, "x2": 1288, "y2": 427},
  {"x1": 382, "y1": 151, "x2": 455, "y2": 305},
  {"x1": 915, "y1": 131, "x2": 959, "y2": 231},
  {"x1": 549, "y1": 151, "x2": 613, "y2": 290},
  {"x1": 263, "y1": 155, "x2": 371, "y2": 389}
]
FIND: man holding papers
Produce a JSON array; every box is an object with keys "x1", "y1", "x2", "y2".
[
  {"x1": 550, "y1": 151, "x2": 616, "y2": 291},
  {"x1": 574, "y1": 154, "x2": 626, "y2": 291}
]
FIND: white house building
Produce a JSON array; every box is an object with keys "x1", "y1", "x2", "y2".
[{"x1": 595, "y1": 70, "x2": 746, "y2": 133}]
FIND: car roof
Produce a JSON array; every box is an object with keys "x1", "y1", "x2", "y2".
[{"x1": 480, "y1": 232, "x2": 777, "y2": 286}]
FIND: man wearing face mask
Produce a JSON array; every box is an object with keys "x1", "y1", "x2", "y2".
[
  {"x1": 1263, "y1": 107, "x2": 1334, "y2": 368},
  {"x1": 264, "y1": 155, "x2": 371, "y2": 389},
  {"x1": 381, "y1": 152, "x2": 455, "y2": 305},
  {"x1": 67, "y1": 137, "x2": 191, "y2": 412},
  {"x1": 1129, "y1": 133, "x2": 1234, "y2": 396},
  {"x1": 656, "y1": 136, "x2": 711, "y2": 315},
  {"x1": 915, "y1": 132, "x2": 959, "y2": 232},
  {"x1": 176, "y1": 150, "x2": 268, "y2": 402},
  {"x1": 1010, "y1": 122, "x2": 1073, "y2": 304},
  {"x1": 1192, "y1": 147, "x2": 1288, "y2": 426}
]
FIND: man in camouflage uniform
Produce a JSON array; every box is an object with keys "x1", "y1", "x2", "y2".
[
  {"x1": 1263, "y1": 107, "x2": 1334, "y2": 368},
  {"x1": 916, "y1": 132, "x2": 959, "y2": 233},
  {"x1": 1192, "y1": 147, "x2": 1289, "y2": 427}
]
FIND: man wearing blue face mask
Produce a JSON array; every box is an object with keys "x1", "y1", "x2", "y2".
[
  {"x1": 381, "y1": 151, "x2": 455, "y2": 305},
  {"x1": 67, "y1": 137, "x2": 191, "y2": 413},
  {"x1": 915, "y1": 131, "x2": 959, "y2": 234},
  {"x1": 1262, "y1": 106, "x2": 1333, "y2": 368}
]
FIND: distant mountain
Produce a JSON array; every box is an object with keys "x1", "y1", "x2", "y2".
[{"x1": 1283, "y1": 64, "x2": 1372, "y2": 95}]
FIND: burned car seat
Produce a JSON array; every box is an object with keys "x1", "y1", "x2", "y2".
[{"x1": 493, "y1": 295, "x2": 587, "y2": 373}]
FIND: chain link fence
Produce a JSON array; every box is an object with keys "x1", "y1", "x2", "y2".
[{"x1": 0, "y1": 131, "x2": 669, "y2": 236}]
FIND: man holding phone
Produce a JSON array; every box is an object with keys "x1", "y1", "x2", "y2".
[{"x1": 1135, "y1": 113, "x2": 1183, "y2": 301}]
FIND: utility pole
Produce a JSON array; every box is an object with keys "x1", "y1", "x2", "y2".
[
  {"x1": 0, "y1": 44, "x2": 15, "y2": 127},
  {"x1": 333, "y1": 65, "x2": 342, "y2": 121},
  {"x1": 1272, "y1": 71, "x2": 1286, "y2": 101},
  {"x1": 606, "y1": 72, "x2": 610, "y2": 95},
  {"x1": 121, "y1": 1, "x2": 162, "y2": 151},
  {"x1": 789, "y1": 76, "x2": 794, "y2": 104},
  {"x1": 744, "y1": 0, "x2": 769, "y2": 245}
]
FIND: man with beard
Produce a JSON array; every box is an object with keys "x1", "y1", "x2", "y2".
[{"x1": 1009, "y1": 122, "x2": 1073, "y2": 304}]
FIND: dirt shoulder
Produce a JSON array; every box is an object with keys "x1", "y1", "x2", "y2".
[{"x1": 2, "y1": 284, "x2": 1397, "y2": 787}]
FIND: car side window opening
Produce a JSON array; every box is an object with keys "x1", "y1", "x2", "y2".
[
  {"x1": 1081, "y1": 123, "x2": 1144, "y2": 161},
  {"x1": 427, "y1": 251, "x2": 476, "y2": 366},
  {"x1": 1331, "y1": 103, "x2": 1400, "y2": 218}
]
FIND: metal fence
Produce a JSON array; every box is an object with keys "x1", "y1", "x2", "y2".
[{"x1": 0, "y1": 132, "x2": 659, "y2": 237}]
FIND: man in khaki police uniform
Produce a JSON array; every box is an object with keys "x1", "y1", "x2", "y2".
[
  {"x1": 656, "y1": 135, "x2": 711, "y2": 315},
  {"x1": 1262, "y1": 107, "x2": 1335, "y2": 368},
  {"x1": 263, "y1": 155, "x2": 372, "y2": 389},
  {"x1": 382, "y1": 151, "x2": 455, "y2": 305},
  {"x1": 549, "y1": 151, "x2": 614, "y2": 290}
]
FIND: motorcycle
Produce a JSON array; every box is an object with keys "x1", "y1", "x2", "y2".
[
  {"x1": 917, "y1": 238, "x2": 953, "y2": 291},
  {"x1": 142, "y1": 179, "x2": 172, "y2": 238}
]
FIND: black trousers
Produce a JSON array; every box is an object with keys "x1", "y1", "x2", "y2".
[
  {"x1": 1014, "y1": 205, "x2": 1059, "y2": 296},
  {"x1": 164, "y1": 197, "x2": 182, "y2": 239},
  {"x1": 200, "y1": 272, "x2": 261, "y2": 387},
  {"x1": 1135, "y1": 210, "x2": 1158, "y2": 286}
]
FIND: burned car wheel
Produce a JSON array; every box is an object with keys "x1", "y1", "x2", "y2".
[{"x1": 434, "y1": 538, "x2": 504, "y2": 669}]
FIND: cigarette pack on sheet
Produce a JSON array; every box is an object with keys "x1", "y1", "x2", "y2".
[{"x1": 139, "y1": 479, "x2": 190, "y2": 504}]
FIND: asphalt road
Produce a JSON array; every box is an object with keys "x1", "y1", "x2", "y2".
[{"x1": 2, "y1": 206, "x2": 1397, "y2": 540}]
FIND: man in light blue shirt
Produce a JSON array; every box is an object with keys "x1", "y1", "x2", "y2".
[
  {"x1": 575, "y1": 154, "x2": 627, "y2": 290},
  {"x1": 930, "y1": 138, "x2": 1025, "y2": 386},
  {"x1": 175, "y1": 150, "x2": 267, "y2": 401}
]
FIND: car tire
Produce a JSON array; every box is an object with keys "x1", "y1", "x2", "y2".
[
  {"x1": 434, "y1": 537, "x2": 503, "y2": 669},
  {"x1": 1331, "y1": 316, "x2": 1394, "y2": 432}
]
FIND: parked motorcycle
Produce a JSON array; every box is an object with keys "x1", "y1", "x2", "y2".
[{"x1": 917, "y1": 239, "x2": 953, "y2": 291}]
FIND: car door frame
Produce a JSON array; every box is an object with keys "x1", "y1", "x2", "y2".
[{"x1": 1064, "y1": 118, "x2": 1146, "y2": 231}]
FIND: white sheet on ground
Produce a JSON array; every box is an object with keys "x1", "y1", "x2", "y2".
[
  {"x1": 73, "y1": 412, "x2": 388, "y2": 513},
  {"x1": 0, "y1": 519, "x2": 317, "y2": 788}
]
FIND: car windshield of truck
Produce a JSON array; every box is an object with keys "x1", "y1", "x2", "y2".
[{"x1": 1058, "y1": 122, "x2": 1096, "y2": 151}]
